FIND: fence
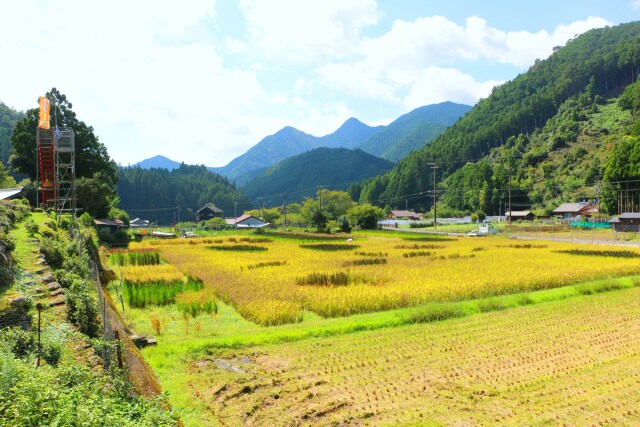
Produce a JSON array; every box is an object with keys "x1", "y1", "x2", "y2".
[{"x1": 74, "y1": 224, "x2": 163, "y2": 397}]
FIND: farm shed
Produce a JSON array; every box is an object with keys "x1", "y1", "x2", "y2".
[
  {"x1": 94, "y1": 218, "x2": 127, "y2": 234},
  {"x1": 610, "y1": 213, "x2": 640, "y2": 232},
  {"x1": 552, "y1": 202, "x2": 598, "y2": 220},
  {"x1": 225, "y1": 214, "x2": 269, "y2": 228},
  {"x1": 0, "y1": 187, "x2": 24, "y2": 201},
  {"x1": 505, "y1": 210, "x2": 535, "y2": 221},
  {"x1": 389, "y1": 210, "x2": 423, "y2": 220},
  {"x1": 129, "y1": 218, "x2": 150, "y2": 228},
  {"x1": 196, "y1": 203, "x2": 224, "y2": 221}
]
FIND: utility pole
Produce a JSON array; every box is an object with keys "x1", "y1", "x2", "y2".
[
  {"x1": 596, "y1": 176, "x2": 601, "y2": 213},
  {"x1": 426, "y1": 163, "x2": 438, "y2": 230},
  {"x1": 508, "y1": 166, "x2": 512, "y2": 225},
  {"x1": 317, "y1": 186, "x2": 324, "y2": 211},
  {"x1": 257, "y1": 198, "x2": 265, "y2": 220},
  {"x1": 233, "y1": 201, "x2": 238, "y2": 227},
  {"x1": 281, "y1": 194, "x2": 287, "y2": 227}
]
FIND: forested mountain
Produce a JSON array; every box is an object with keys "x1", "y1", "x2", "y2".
[
  {"x1": 318, "y1": 117, "x2": 383, "y2": 149},
  {"x1": 357, "y1": 102, "x2": 471, "y2": 162},
  {"x1": 117, "y1": 164, "x2": 252, "y2": 225},
  {"x1": 0, "y1": 102, "x2": 24, "y2": 167},
  {"x1": 354, "y1": 21, "x2": 640, "y2": 216},
  {"x1": 133, "y1": 154, "x2": 181, "y2": 170},
  {"x1": 243, "y1": 147, "x2": 394, "y2": 203},
  {"x1": 210, "y1": 119, "x2": 382, "y2": 185}
]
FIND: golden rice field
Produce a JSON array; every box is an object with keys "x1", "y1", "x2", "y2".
[
  {"x1": 121, "y1": 264, "x2": 185, "y2": 283},
  {"x1": 130, "y1": 231, "x2": 640, "y2": 325}
]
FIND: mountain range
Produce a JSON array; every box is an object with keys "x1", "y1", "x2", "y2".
[{"x1": 134, "y1": 101, "x2": 470, "y2": 185}]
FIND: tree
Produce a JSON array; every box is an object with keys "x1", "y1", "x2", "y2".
[
  {"x1": 300, "y1": 190, "x2": 355, "y2": 224},
  {"x1": 205, "y1": 217, "x2": 227, "y2": 227},
  {"x1": 9, "y1": 88, "x2": 118, "y2": 217},
  {"x1": 311, "y1": 210, "x2": 328, "y2": 232},
  {"x1": 244, "y1": 207, "x2": 280, "y2": 224},
  {"x1": 347, "y1": 203, "x2": 385, "y2": 230},
  {"x1": 618, "y1": 80, "x2": 640, "y2": 120},
  {"x1": 0, "y1": 161, "x2": 16, "y2": 189}
]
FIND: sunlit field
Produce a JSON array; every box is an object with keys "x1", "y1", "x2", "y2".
[
  {"x1": 127, "y1": 231, "x2": 640, "y2": 326},
  {"x1": 183, "y1": 287, "x2": 640, "y2": 426},
  {"x1": 106, "y1": 230, "x2": 640, "y2": 426}
]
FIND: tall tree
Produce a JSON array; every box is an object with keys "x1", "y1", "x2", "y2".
[{"x1": 10, "y1": 88, "x2": 118, "y2": 217}]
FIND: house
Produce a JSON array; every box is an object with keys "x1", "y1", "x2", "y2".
[
  {"x1": 505, "y1": 210, "x2": 535, "y2": 221},
  {"x1": 196, "y1": 203, "x2": 224, "y2": 222},
  {"x1": 610, "y1": 213, "x2": 640, "y2": 232},
  {"x1": 552, "y1": 202, "x2": 598, "y2": 220},
  {"x1": 389, "y1": 210, "x2": 423, "y2": 221},
  {"x1": 94, "y1": 218, "x2": 127, "y2": 234},
  {"x1": 225, "y1": 215, "x2": 269, "y2": 228},
  {"x1": 129, "y1": 218, "x2": 150, "y2": 228},
  {"x1": 0, "y1": 187, "x2": 24, "y2": 201}
]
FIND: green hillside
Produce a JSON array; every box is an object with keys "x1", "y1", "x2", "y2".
[
  {"x1": 0, "y1": 102, "x2": 24, "y2": 168},
  {"x1": 117, "y1": 164, "x2": 252, "y2": 224},
  {"x1": 210, "y1": 119, "x2": 382, "y2": 186},
  {"x1": 243, "y1": 147, "x2": 394, "y2": 203},
  {"x1": 356, "y1": 21, "x2": 640, "y2": 215},
  {"x1": 358, "y1": 101, "x2": 470, "y2": 162}
]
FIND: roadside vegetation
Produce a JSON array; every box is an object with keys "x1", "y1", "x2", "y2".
[{"x1": 0, "y1": 203, "x2": 178, "y2": 425}]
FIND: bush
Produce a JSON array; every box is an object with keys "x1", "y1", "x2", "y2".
[
  {"x1": 78, "y1": 212, "x2": 94, "y2": 228},
  {"x1": 0, "y1": 327, "x2": 34, "y2": 358},
  {"x1": 66, "y1": 279, "x2": 100, "y2": 337},
  {"x1": 337, "y1": 215, "x2": 351, "y2": 233},
  {"x1": 40, "y1": 237, "x2": 67, "y2": 268},
  {"x1": 24, "y1": 218, "x2": 39, "y2": 237}
]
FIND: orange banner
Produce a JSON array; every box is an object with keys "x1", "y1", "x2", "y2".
[{"x1": 38, "y1": 96, "x2": 50, "y2": 129}]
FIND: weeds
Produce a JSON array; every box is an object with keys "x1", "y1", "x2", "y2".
[
  {"x1": 403, "y1": 251, "x2": 432, "y2": 258},
  {"x1": 574, "y1": 280, "x2": 625, "y2": 295},
  {"x1": 246, "y1": 261, "x2": 287, "y2": 270},
  {"x1": 403, "y1": 303, "x2": 465, "y2": 323},
  {"x1": 176, "y1": 289, "x2": 218, "y2": 318},
  {"x1": 123, "y1": 277, "x2": 204, "y2": 308},
  {"x1": 208, "y1": 245, "x2": 268, "y2": 252},
  {"x1": 296, "y1": 272, "x2": 352, "y2": 286},
  {"x1": 344, "y1": 258, "x2": 387, "y2": 267},
  {"x1": 300, "y1": 243, "x2": 360, "y2": 251}
]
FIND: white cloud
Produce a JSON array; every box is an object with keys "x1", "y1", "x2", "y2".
[
  {"x1": 403, "y1": 67, "x2": 503, "y2": 109},
  {"x1": 633, "y1": 0, "x2": 640, "y2": 9},
  {"x1": 318, "y1": 63, "x2": 397, "y2": 101},
  {"x1": 315, "y1": 14, "x2": 611, "y2": 112},
  {"x1": 0, "y1": 1, "x2": 617, "y2": 168},
  {"x1": 0, "y1": 0, "x2": 276, "y2": 167},
  {"x1": 239, "y1": 0, "x2": 381, "y2": 61}
]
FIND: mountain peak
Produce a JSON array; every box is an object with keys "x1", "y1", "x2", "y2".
[{"x1": 133, "y1": 155, "x2": 182, "y2": 170}]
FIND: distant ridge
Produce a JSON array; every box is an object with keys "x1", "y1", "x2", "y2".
[
  {"x1": 132, "y1": 155, "x2": 182, "y2": 170},
  {"x1": 210, "y1": 103, "x2": 468, "y2": 184},
  {"x1": 357, "y1": 101, "x2": 471, "y2": 162},
  {"x1": 132, "y1": 101, "x2": 470, "y2": 182},
  {"x1": 209, "y1": 118, "x2": 383, "y2": 185}
]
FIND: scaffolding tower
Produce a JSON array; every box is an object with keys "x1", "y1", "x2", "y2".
[{"x1": 37, "y1": 126, "x2": 76, "y2": 217}]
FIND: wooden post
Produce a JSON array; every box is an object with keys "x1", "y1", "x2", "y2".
[
  {"x1": 114, "y1": 329, "x2": 123, "y2": 370},
  {"x1": 36, "y1": 303, "x2": 42, "y2": 367}
]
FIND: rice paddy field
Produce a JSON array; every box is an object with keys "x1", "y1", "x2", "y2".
[{"x1": 106, "y1": 230, "x2": 640, "y2": 426}]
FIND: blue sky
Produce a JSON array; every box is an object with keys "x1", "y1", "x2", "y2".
[{"x1": 1, "y1": 1, "x2": 638, "y2": 167}]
